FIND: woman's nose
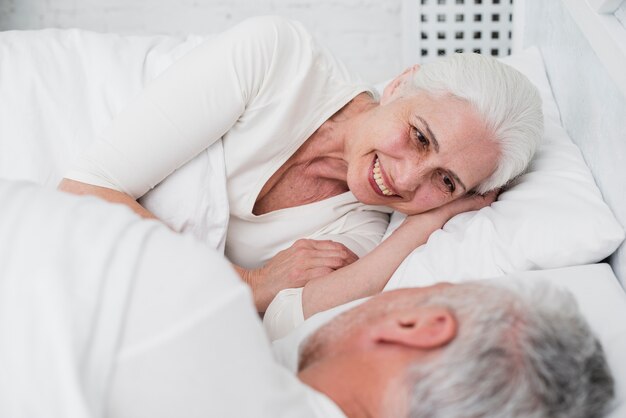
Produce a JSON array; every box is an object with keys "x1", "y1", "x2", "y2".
[{"x1": 394, "y1": 160, "x2": 426, "y2": 193}]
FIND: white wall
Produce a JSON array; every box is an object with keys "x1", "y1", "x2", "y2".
[
  {"x1": 524, "y1": 0, "x2": 626, "y2": 284},
  {"x1": 0, "y1": 0, "x2": 405, "y2": 81}
]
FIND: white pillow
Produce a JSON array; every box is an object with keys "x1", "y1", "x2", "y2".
[
  {"x1": 273, "y1": 263, "x2": 626, "y2": 418},
  {"x1": 383, "y1": 47, "x2": 624, "y2": 289}
]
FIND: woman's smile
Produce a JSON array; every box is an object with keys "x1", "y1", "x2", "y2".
[{"x1": 369, "y1": 155, "x2": 398, "y2": 197}]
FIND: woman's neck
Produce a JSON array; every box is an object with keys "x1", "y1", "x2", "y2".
[{"x1": 296, "y1": 93, "x2": 378, "y2": 182}]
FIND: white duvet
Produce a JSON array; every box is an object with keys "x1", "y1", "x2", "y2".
[
  {"x1": 0, "y1": 29, "x2": 229, "y2": 251},
  {"x1": 0, "y1": 180, "x2": 160, "y2": 417},
  {"x1": 0, "y1": 179, "x2": 346, "y2": 418}
]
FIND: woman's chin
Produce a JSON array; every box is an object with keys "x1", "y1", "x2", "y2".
[{"x1": 350, "y1": 185, "x2": 378, "y2": 205}]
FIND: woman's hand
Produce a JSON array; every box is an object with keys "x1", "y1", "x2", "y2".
[
  {"x1": 400, "y1": 190, "x2": 499, "y2": 238},
  {"x1": 237, "y1": 239, "x2": 358, "y2": 312}
]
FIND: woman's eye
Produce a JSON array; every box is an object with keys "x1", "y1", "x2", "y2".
[
  {"x1": 412, "y1": 127, "x2": 429, "y2": 148},
  {"x1": 443, "y1": 174, "x2": 456, "y2": 193}
]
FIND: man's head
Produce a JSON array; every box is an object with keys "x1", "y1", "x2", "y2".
[{"x1": 297, "y1": 281, "x2": 614, "y2": 418}]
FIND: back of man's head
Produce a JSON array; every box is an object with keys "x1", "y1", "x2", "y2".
[{"x1": 406, "y1": 281, "x2": 614, "y2": 418}]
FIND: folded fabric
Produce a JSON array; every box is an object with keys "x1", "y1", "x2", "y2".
[
  {"x1": 137, "y1": 141, "x2": 229, "y2": 252},
  {"x1": 0, "y1": 29, "x2": 229, "y2": 251}
]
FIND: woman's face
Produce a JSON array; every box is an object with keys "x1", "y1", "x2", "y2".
[{"x1": 345, "y1": 92, "x2": 499, "y2": 215}]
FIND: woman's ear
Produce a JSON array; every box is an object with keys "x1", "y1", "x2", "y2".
[
  {"x1": 371, "y1": 306, "x2": 457, "y2": 350},
  {"x1": 381, "y1": 64, "x2": 420, "y2": 105}
]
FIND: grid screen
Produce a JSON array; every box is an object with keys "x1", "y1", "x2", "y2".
[{"x1": 417, "y1": 0, "x2": 514, "y2": 62}]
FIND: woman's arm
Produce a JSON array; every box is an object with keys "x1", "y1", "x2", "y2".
[
  {"x1": 301, "y1": 191, "x2": 498, "y2": 318},
  {"x1": 234, "y1": 239, "x2": 359, "y2": 312},
  {"x1": 62, "y1": 17, "x2": 287, "y2": 200}
]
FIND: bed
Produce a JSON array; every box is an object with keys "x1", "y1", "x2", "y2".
[
  {"x1": 272, "y1": 0, "x2": 626, "y2": 415},
  {"x1": 0, "y1": 0, "x2": 625, "y2": 415}
]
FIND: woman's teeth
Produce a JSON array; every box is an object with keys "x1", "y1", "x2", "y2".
[{"x1": 373, "y1": 158, "x2": 394, "y2": 196}]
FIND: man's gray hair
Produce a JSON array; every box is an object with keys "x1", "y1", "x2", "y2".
[
  {"x1": 405, "y1": 281, "x2": 614, "y2": 418},
  {"x1": 405, "y1": 53, "x2": 544, "y2": 193}
]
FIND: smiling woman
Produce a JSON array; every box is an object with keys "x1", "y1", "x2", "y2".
[
  {"x1": 345, "y1": 91, "x2": 502, "y2": 215},
  {"x1": 57, "y1": 16, "x2": 542, "y2": 317}
]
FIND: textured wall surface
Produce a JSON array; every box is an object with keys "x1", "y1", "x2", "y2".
[
  {"x1": 0, "y1": 0, "x2": 405, "y2": 81},
  {"x1": 524, "y1": 0, "x2": 626, "y2": 284},
  {"x1": 616, "y1": 1, "x2": 626, "y2": 28}
]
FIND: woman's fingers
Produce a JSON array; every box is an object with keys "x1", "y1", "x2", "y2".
[
  {"x1": 294, "y1": 238, "x2": 353, "y2": 251},
  {"x1": 262, "y1": 240, "x2": 357, "y2": 296},
  {"x1": 291, "y1": 239, "x2": 358, "y2": 265},
  {"x1": 303, "y1": 245, "x2": 358, "y2": 267},
  {"x1": 305, "y1": 255, "x2": 354, "y2": 270},
  {"x1": 311, "y1": 246, "x2": 358, "y2": 263},
  {"x1": 440, "y1": 189, "x2": 499, "y2": 219},
  {"x1": 245, "y1": 238, "x2": 363, "y2": 311},
  {"x1": 300, "y1": 267, "x2": 335, "y2": 281},
  {"x1": 403, "y1": 189, "x2": 500, "y2": 233}
]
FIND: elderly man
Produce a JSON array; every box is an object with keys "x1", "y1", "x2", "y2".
[
  {"x1": 0, "y1": 180, "x2": 614, "y2": 418},
  {"x1": 295, "y1": 281, "x2": 615, "y2": 417}
]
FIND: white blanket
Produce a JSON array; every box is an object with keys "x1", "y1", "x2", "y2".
[
  {"x1": 0, "y1": 29, "x2": 229, "y2": 251},
  {"x1": 0, "y1": 180, "x2": 161, "y2": 417},
  {"x1": 0, "y1": 180, "x2": 346, "y2": 418}
]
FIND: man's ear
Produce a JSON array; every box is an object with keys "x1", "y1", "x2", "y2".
[
  {"x1": 381, "y1": 64, "x2": 420, "y2": 105},
  {"x1": 371, "y1": 306, "x2": 457, "y2": 349}
]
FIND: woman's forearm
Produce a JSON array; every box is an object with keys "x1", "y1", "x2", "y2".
[
  {"x1": 58, "y1": 178, "x2": 158, "y2": 220},
  {"x1": 301, "y1": 192, "x2": 497, "y2": 318},
  {"x1": 301, "y1": 214, "x2": 441, "y2": 318}
]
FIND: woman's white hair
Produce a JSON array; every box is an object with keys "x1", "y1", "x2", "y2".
[{"x1": 404, "y1": 53, "x2": 544, "y2": 193}]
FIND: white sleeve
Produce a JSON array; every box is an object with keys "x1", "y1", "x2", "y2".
[
  {"x1": 263, "y1": 288, "x2": 305, "y2": 341},
  {"x1": 108, "y1": 229, "x2": 329, "y2": 418},
  {"x1": 65, "y1": 16, "x2": 286, "y2": 199},
  {"x1": 312, "y1": 207, "x2": 391, "y2": 258}
]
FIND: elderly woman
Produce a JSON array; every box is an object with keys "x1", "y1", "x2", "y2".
[{"x1": 58, "y1": 16, "x2": 542, "y2": 318}]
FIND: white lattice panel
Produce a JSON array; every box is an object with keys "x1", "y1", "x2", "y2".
[{"x1": 414, "y1": 0, "x2": 515, "y2": 63}]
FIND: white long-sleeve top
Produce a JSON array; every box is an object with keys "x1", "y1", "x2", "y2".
[{"x1": 65, "y1": 16, "x2": 390, "y2": 267}]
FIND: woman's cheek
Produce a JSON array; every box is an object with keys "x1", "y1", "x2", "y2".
[{"x1": 412, "y1": 189, "x2": 448, "y2": 213}]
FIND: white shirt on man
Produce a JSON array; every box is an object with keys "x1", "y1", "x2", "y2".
[{"x1": 0, "y1": 180, "x2": 345, "y2": 418}]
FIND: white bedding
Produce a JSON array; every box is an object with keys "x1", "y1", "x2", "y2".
[
  {"x1": 264, "y1": 47, "x2": 625, "y2": 340},
  {"x1": 0, "y1": 179, "x2": 345, "y2": 418},
  {"x1": 1, "y1": 29, "x2": 622, "y2": 266},
  {"x1": 1, "y1": 27, "x2": 625, "y2": 416},
  {"x1": 0, "y1": 29, "x2": 229, "y2": 251},
  {"x1": 0, "y1": 179, "x2": 161, "y2": 417}
]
